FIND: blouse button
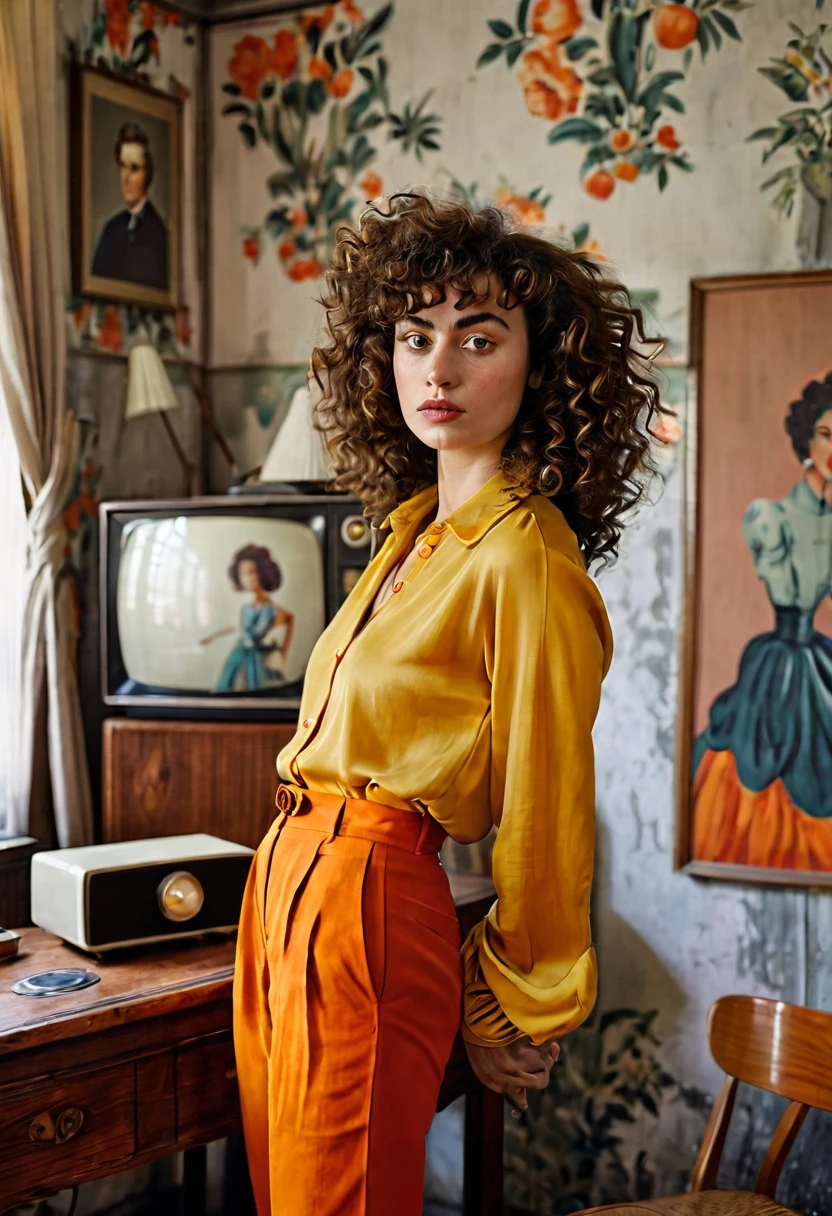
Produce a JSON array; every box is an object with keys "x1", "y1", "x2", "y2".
[
  {"x1": 418, "y1": 544, "x2": 432, "y2": 559},
  {"x1": 303, "y1": 719, "x2": 312, "y2": 728},
  {"x1": 335, "y1": 648, "x2": 343, "y2": 658},
  {"x1": 393, "y1": 580, "x2": 404, "y2": 593},
  {"x1": 427, "y1": 521, "x2": 446, "y2": 533}
]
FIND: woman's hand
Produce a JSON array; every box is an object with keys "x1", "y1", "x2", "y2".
[{"x1": 464, "y1": 1037, "x2": 560, "y2": 1111}]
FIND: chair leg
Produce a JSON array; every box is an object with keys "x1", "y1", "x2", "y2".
[{"x1": 463, "y1": 1084, "x2": 504, "y2": 1216}]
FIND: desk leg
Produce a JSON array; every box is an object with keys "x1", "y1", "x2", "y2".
[
  {"x1": 462, "y1": 1085, "x2": 504, "y2": 1216},
  {"x1": 183, "y1": 1144, "x2": 207, "y2": 1216}
]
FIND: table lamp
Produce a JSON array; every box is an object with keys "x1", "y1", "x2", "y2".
[
  {"x1": 259, "y1": 383, "x2": 333, "y2": 484},
  {"x1": 125, "y1": 341, "x2": 195, "y2": 492}
]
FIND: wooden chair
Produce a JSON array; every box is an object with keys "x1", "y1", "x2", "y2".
[{"x1": 581, "y1": 994, "x2": 832, "y2": 1216}]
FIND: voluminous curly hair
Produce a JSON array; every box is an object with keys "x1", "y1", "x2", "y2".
[
  {"x1": 311, "y1": 189, "x2": 665, "y2": 569},
  {"x1": 784, "y1": 370, "x2": 832, "y2": 462}
]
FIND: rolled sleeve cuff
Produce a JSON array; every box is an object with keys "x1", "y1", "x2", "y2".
[{"x1": 460, "y1": 921, "x2": 598, "y2": 1048}]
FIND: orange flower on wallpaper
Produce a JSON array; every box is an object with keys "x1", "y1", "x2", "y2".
[
  {"x1": 278, "y1": 239, "x2": 296, "y2": 260},
  {"x1": 140, "y1": 2, "x2": 156, "y2": 30},
  {"x1": 518, "y1": 44, "x2": 582, "y2": 121},
  {"x1": 340, "y1": 0, "x2": 364, "y2": 22},
  {"x1": 175, "y1": 307, "x2": 193, "y2": 347},
  {"x1": 328, "y1": 68, "x2": 354, "y2": 98},
  {"x1": 270, "y1": 29, "x2": 298, "y2": 81},
  {"x1": 288, "y1": 258, "x2": 323, "y2": 281},
  {"x1": 610, "y1": 129, "x2": 634, "y2": 152},
  {"x1": 652, "y1": 413, "x2": 682, "y2": 445},
  {"x1": 494, "y1": 186, "x2": 546, "y2": 226},
  {"x1": 301, "y1": 5, "x2": 335, "y2": 36},
  {"x1": 656, "y1": 124, "x2": 680, "y2": 151},
  {"x1": 615, "y1": 160, "x2": 639, "y2": 181},
  {"x1": 104, "y1": 0, "x2": 130, "y2": 56},
  {"x1": 97, "y1": 307, "x2": 123, "y2": 354},
  {"x1": 228, "y1": 35, "x2": 272, "y2": 100},
  {"x1": 575, "y1": 235, "x2": 605, "y2": 259},
  {"x1": 243, "y1": 235, "x2": 260, "y2": 263},
  {"x1": 530, "y1": 0, "x2": 581, "y2": 43},
  {"x1": 308, "y1": 56, "x2": 331, "y2": 79},
  {"x1": 359, "y1": 170, "x2": 383, "y2": 198},
  {"x1": 72, "y1": 302, "x2": 92, "y2": 334}
]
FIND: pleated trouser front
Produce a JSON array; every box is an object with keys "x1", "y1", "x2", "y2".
[{"x1": 232, "y1": 785, "x2": 464, "y2": 1216}]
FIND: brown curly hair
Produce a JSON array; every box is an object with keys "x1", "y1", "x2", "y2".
[{"x1": 311, "y1": 189, "x2": 666, "y2": 569}]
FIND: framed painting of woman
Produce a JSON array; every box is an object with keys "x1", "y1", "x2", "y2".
[{"x1": 677, "y1": 271, "x2": 832, "y2": 889}]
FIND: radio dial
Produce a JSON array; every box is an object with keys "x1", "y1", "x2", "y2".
[
  {"x1": 341, "y1": 515, "x2": 371, "y2": 548},
  {"x1": 157, "y1": 871, "x2": 204, "y2": 921}
]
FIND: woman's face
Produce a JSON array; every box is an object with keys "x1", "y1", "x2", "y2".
[
  {"x1": 237, "y1": 559, "x2": 262, "y2": 593},
  {"x1": 392, "y1": 278, "x2": 533, "y2": 456},
  {"x1": 808, "y1": 409, "x2": 832, "y2": 477}
]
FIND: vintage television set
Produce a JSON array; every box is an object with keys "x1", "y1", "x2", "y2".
[{"x1": 100, "y1": 493, "x2": 374, "y2": 718}]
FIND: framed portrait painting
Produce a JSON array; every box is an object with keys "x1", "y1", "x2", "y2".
[
  {"x1": 71, "y1": 65, "x2": 182, "y2": 309},
  {"x1": 676, "y1": 270, "x2": 832, "y2": 889}
]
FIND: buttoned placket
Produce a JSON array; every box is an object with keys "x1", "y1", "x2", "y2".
[{"x1": 287, "y1": 520, "x2": 448, "y2": 780}]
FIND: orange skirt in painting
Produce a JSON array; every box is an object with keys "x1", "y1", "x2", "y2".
[
  {"x1": 692, "y1": 747, "x2": 832, "y2": 871},
  {"x1": 232, "y1": 784, "x2": 463, "y2": 1216}
]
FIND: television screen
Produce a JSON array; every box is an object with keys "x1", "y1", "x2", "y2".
[{"x1": 116, "y1": 514, "x2": 326, "y2": 694}]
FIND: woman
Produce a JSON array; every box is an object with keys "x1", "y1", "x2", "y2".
[
  {"x1": 692, "y1": 372, "x2": 832, "y2": 870},
  {"x1": 200, "y1": 543, "x2": 295, "y2": 691},
  {"x1": 233, "y1": 190, "x2": 660, "y2": 1215}
]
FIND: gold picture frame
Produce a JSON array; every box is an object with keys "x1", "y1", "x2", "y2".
[{"x1": 71, "y1": 64, "x2": 182, "y2": 310}]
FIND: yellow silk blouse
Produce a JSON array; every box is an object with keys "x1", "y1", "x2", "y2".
[{"x1": 276, "y1": 470, "x2": 614, "y2": 1047}]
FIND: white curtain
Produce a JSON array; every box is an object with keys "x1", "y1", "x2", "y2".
[{"x1": 0, "y1": 0, "x2": 93, "y2": 845}]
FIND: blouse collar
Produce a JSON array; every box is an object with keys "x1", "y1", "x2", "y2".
[
  {"x1": 380, "y1": 471, "x2": 532, "y2": 548},
  {"x1": 789, "y1": 475, "x2": 832, "y2": 515}
]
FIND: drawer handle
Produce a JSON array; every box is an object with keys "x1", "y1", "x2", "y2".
[{"x1": 29, "y1": 1107, "x2": 84, "y2": 1144}]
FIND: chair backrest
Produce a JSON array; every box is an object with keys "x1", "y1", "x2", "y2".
[{"x1": 689, "y1": 995, "x2": 832, "y2": 1197}]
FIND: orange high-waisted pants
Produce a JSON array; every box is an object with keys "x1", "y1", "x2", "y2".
[{"x1": 232, "y1": 783, "x2": 464, "y2": 1216}]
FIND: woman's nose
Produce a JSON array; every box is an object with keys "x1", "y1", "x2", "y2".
[{"x1": 426, "y1": 343, "x2": 457, "y2": 389}]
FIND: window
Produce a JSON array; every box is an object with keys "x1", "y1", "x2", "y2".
[{"x1": 0, "y1": 384, "x2": 27, "y2": 834}]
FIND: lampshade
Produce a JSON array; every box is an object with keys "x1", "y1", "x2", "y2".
[
  {"x1": 125, "y1": 343, "x2": 180, "y2": 420},
  {"x1": 259, "y1": 384, "x2": 333, "y2": 483}
]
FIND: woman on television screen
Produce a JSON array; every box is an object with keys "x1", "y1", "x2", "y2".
[
  {"x1": 199, "y1": 544, "x2": 295, "y2": 691},
  {"x1": 233, "y1": 189, "x2": 662, "y2": 1216}
]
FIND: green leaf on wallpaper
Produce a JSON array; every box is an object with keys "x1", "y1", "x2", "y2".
[
  {"x1": 273, "y1": 121, "x2": 294, "y2": 166},
  {"x1": 697, "y1": 16, "x2": 710, "y2": 56},
  {"x1": 222, "y1": 103, "x2": 251, "y2": 118},
  {"x1": 591, "y1": 0, "x2": 605, "y2": 18},
  {"x1": 517, "y1": 0, "x2": 531, "y2": 34},
  {"x1": 711, "y1": 9, "x2": 741, "y2": 39},
  {"x1": 747, "y1": 126, "x2": 779, "y2": 141},
  {"x1": 662, "y1": 93, "x2": 685, "y2": 113},
  {"x1": 267, "y1": 171, "x2": 295, "y2": 197},
  {"x1": 608, "y1": 11, "x2": 641, "y2": 101},
  {"x1": 758, "y1": 61, "x2": 811, "y2": 102},
  {"x1": 645, "y1": 41, "x2": 655, "y2": 72},
  {"x1": 477, "y1": 43, "x2": 504, "y2": 67},
  {"x1": 683, "y1": 46, "x2": 694, "y2": 71},
  {"x1": 705, "y1": 15, "x2": 722, "y2": 50},
  {"x1": 506, "y1": 39, "x2": 525, "y2": 67},
  {"x1": 307, "y1": 78, "x2": 327, "y2": 115},
  {"x1": 488, "y1": 18, "x2": 514, "y2": 39},
  {"x1": 324, "y1": 42, "x2": 338, "y2": 72},
  {"x1": 222, "y1": 82, "x2": 242, "y2": 96},
  {"x1": 658, "y1": 162, "x2": 669, "y2": 191},
  {"x1": 585, "y1": 92, "x2": 624, "y2": 123},
  {"x1": 761, "y1": 124, "x2": 800, "y2": 160},
  {"x1": 761, "y1": 166, "x2": 797, "y2": 190},
  {"x1": 583, "y1": 143, "x2": 616, "y2": 166},
  {"x1": 587, "y1": 65, "x2": 617, "y2": 86},
  {"x1": 668, "y1": 154, "x2": 693, "y2": 170},
  {"x1": 572, "y1": 222, "x2": 590, "y2": 247},
  {"x1": 636, "y1": 71, "x2": 684, "y2": 110},
  {"x1": 256, "y1": 103, "x2": 269, "y2": 142},
  {"x1": 238, "y1": 121, "x2": 256, "y2": 149},
  {"x1": 261, "y1": 81, "x2": 276, "y2": 101},
  {"x1": 344, "y1": 3, "x2": 391, "y2": 63},
  {"x1": 564, "y1": 36, "x2": 599, "y2": 60},
  {"x1": 548, "y1": 117, "x2": 605, "y2": 143}
]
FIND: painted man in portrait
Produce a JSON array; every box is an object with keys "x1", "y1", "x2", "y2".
[{"x1": 91, "y1": 121, "x2": 168, "y2": 290}]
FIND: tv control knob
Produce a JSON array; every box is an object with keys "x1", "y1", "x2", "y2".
[
  {"x1": 157, "y1": 871, "x2": 204, "y2": 922},
  {"x1": 341, "y1": 515, "x2": 371, "y2": 548}
]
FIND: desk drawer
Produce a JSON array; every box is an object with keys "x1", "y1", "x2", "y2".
[
  {"x1": 177, "y1": 1032, "x2": 240, "y2": 1142},
  {"x1": 0, "y1": 1062, "x2": 135, "y2": 1197}
]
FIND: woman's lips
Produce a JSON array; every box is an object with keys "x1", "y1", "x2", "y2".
[{"x1": 418, "y1": 401, "x2": 464, "y2": 424}]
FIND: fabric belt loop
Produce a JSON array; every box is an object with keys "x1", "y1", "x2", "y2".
[{"x1": 415, "y1": 811, "x2": 446, "y2": 855}]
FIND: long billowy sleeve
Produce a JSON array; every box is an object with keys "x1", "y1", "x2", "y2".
[{"x1": 460, "y1": 514, "x2": 613, "y2": 1047}]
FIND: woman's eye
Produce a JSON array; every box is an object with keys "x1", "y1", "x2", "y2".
[
  {"x1": 463, "y1": 335, "x2": 493, "y2": 352},
  {"x1": 404, "y1": 333, "x2": 429, "y2": 350}
]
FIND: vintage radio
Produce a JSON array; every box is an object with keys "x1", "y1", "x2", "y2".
[{"x1": 30, "y1": 834, "x2": 254, "y2": 953}]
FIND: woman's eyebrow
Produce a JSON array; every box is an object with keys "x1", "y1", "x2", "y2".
[{"x1": 398, "y1": 311, "x2": 511, "y2": 332}]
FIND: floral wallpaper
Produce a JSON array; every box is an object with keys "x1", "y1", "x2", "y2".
[
  {"x1": 476, "y1": 0, "x2": 752, "y2": 199},
  {"x1": 221, "y1": 1, "x2": 443, "y2": 278}
]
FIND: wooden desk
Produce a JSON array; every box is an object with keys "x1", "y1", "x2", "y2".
[{"x1": 0, "y1": 875, "x2": 502, "y2": 1216}]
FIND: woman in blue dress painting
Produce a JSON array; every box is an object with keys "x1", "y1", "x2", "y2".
[
  {"x1": 200, "y1": 544, "x2": 295, "y2": 692},
  {"x1": 692, "y1": 371, "x2": 832, "y2": 871}
]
